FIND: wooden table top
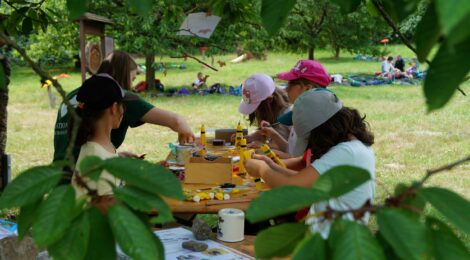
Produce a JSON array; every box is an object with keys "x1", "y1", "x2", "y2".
[{"x1": 165, "y1": 183, "x2": 264, "y2": 214}]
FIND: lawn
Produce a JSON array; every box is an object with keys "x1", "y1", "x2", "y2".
[{"x1": 6, "y1": 46, "x2": 470, "y2": 242}]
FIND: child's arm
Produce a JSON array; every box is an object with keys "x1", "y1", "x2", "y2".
[{"x1": 140, "y1": 107, "x2": 195, "y2": 143}]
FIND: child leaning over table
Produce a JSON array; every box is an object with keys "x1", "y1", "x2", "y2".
[
  {"x1": 245, "y1": 89, "x2": 376, "y2": 238},
  {"x1": 70, "y1": 74, "x2": 128, "y2": 199}
]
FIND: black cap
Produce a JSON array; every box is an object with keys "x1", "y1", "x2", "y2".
[{"x1": 77, "y1": 74, "x2": 126, "y2": 110}]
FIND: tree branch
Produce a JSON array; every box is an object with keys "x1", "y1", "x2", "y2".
[
  {"x1": 170, "y1": 53, "x2": 218, "y2": 71},
  {"x1": 0, "y1": 32, "x2": 80, "y2": 167}
]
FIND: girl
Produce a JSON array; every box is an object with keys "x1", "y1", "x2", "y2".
[
  {"x1": 54, "y1": 51, "x2": 195, "y2": 165},
  {"x1": 245, "y1": 89, "x2": 375, "y2": 238},
  {"x1": 72, "y1": 74, "x2": 126, "y2": 196},
  {"x1": 238, "y1": 74, "x2": 291, "y2": 150},
  {"x1": 259, "y1": 59, "x2": 331, "y2": 157}
]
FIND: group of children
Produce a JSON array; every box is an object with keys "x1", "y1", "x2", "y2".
[
  {"x1": 380, "y1": 55, "x2": 421, "y2": 79},
  {"x1": 53, "y1": 51, "x2": 376, "y2": 238}
]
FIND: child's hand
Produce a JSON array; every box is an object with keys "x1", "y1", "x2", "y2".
[
  {"x1": 252, "y1": 154, "x2": 276, "y2": 168},
  {"x1": 244, "y1": 158, "x2": 269, "y2": 178}
]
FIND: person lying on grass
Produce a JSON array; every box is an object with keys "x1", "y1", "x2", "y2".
[{"x1": 245, "y1": 89, "x2": 376, "y2": 238}]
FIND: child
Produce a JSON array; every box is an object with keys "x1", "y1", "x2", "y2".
[
  {"x1": 238, "y1": 74, "x2": 291, "y2": 150},
  {"x1": 192, "y1": 72, "x2": 209, "y2": 90},
  {"x1": 71, "y1": 74, "x2": 127, "y2": 197},
  {"x1": 260, "y1": 60, "x2": 331, "y2": 156},
  {"x1": 53, "y1": 51, "x2": 195, "y2": 166},
  {"x1": 245, "y1": 89, "x2": 375, "y2": 238}
]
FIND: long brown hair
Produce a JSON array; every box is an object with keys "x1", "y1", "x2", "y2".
[
  {"x1": 248, "y1": 88, "x2": 290, "y2": 126},
  {"x1": 97, "y1": 51, "x2": 137, "y2": 90},
  {"x1": 308, "y1": 107, "x2": 374, "y2": 160}
]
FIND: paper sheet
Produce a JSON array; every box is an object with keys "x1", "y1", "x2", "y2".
[
  {"x1": 154, "y1": 227, "x2": 253, "y2": 260},
  {"x1": 177, "y1": 13, "x2": 221, "y2": 39}
]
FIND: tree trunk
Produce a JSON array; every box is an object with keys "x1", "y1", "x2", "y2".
[
  {"x1": 145, "y1": 53, "x2": 155, "y2": 90},
  {"x1": 308, "y1": 46, "x2": 315, "y2": 60},
  {"x1": 334, "y1": 47, "x2": 340, "y2": 59},
  {"x1": 0, "y1": 56, "x2": 11, "y2": 190}
]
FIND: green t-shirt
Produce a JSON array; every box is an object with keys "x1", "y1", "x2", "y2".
[{"x1": 53, "y1": 88, "x2": 154, "y2": 162}]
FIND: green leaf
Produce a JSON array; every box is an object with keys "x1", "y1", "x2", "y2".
[
  {"x1": 85, "y1": 207, "x2": 116, "y2": 260},
  {"x1": 426, "y1": 217, "x2": 470, "y2": 260},
  {"x1": 260, "y1": 0, "x2": 297, "y2": 35},
  {"x1": 246, "y1": 186, "x2": 327, "y2": 223},
  {"x1": 375, "y1": 231, "x2": 400, "y2": 259},
  {"x1": 424, "y1": 37, "x2": 470, "y2": 111},
  {"x1": 331, "y1": 0, "x2": 362, "y2": 14},
  {"x1": 0, "y1": 166, "x2": 63, "y2": 209},
  {"x1": 329, "y1": 219, "x2": 385, "y2": 260},
  {"x1": 419, "y1": 187, "x2": 470, "y2": 234},
  {"x1": 108, "y1": 205, "x2": 163, "y2": 260},
  {"x1": 79, "y1": 155, "x2": 104, "y2": 181},
  {"x1": 17, "y1": 200, "x2": 42, "y2": 240},
  {"x1": 103, "y1": 157, "x2": 184, "y2": 200},
  {"x1": 382, "y1": 0, "x2": 419, "y2": 23},
  {"x1": 21, "y1": 16, "x2": 33, "y2": 36},
  {"x1": 114, "y1": 186, "x2": 174, "y2": 224},
  {"x1": 32, "y1": 186, "x2": 76, "y2": 247},
  {"x1": 66, "y1": 0, "x2": 87, "y2": 20},
  {"x1": 292, "y1": 233, "x2": 326, "y2": 260},
  {"x1": 313, "y1": 165, "x2": 371, "y2": 198},
  {"x1": 435, "y1": 0, "x2": 470, "y2": 45},
  {"x1": 415, "y1": 1, "x2": 441, "y2": 61},
  {"x1": 366, "y1": 0, "x2": 379, "y2": 16},
  {"x1": 377, "y1": 208, "x2": 428, "y2": 260},
  {"x1": 255, "y1": 223, "x2": 308, "y2": 258},
  {"x1": 126, "y1": 0, "x2": 153, "y2": 16},
  {"x1": 48, "y1": 210, "x2": 90, "y2": 260}
]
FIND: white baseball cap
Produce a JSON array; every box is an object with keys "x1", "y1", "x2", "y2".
[
  {"x1": 238, "y1": 74, "x2": 276, "y2": 115},
  {"x1": 293, "y1": 89, "x2": 343, "y2": 156}
]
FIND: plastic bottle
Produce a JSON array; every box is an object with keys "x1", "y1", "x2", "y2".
[
  {"x1": 239, "y1": 138, "x2": 248, "y2": 174},
  {"x1": 200, "y1": 124, "x2": 206, "y2": 147},
  {"x1": 235, "y1": 122, "x2": 243, "y2": 150},
  {"x1": 260, "y1": 143, "x2": 286, "y2": 168}
]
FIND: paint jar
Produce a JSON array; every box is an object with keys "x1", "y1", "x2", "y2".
[{"x1": 217, "y1": 208, "x2": 245, "y2": 242}]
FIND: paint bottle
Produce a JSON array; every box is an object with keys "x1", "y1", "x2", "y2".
[
  {"x1": 239, "y1": 138, "x2": 248, "y2": 174},
  {"x1": 260, "y1": 143, "x2": 286, "y2": 168},
  {"x1": 200, "y1": 124, "x2": 206, "y2": 147},
  {"x1": 254, "y1": 178, "x2": 263, "y2": 190},
  {"x1": 235, "y1": 122, "x2": 243, "y2": 150}
]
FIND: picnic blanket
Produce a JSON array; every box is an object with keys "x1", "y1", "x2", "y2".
[{"x1": 346, "y1": 74, "x2": 423, "y2": 87}]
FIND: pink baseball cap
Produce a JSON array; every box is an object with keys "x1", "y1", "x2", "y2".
[
  {"x1": 239, "y1": 74, "x2": 275, "y2": 115},
  {"x1": 277, "y1": 60, "x2": 331, "y2": 87}
]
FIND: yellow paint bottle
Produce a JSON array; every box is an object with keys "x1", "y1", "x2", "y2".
[
  {"x1": 239, "y1": 138, "x2": 248, "y2": 174},
  {"x1": 200, "y1": 124, "x2": 206, "y2": 147},
  {"x1": 235, "y1": 122, "x2": 243, "y2": 150},
  {"x1": 261, "y1": 144, "x2": 286, "y2": 168}
]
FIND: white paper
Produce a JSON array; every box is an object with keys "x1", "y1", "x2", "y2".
[
  {"x1": 177, "y1": 12, "x2": 221, "y2": 39},
  {"x1": 154, "y1": 227, "x2": 253, "y2": 260}
]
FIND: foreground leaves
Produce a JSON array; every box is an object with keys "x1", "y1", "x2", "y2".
[
  {"x1": 246, "y1": 186, "x2": 327, "y2": 223},
  {"x1": 85, "y1": 207, "x2": 116, "y2": 260},
  {"x1": 255, "y1": 223, "x2": 308, "y2": 259},
  {"x1": 32, "y1": 186, "x2": 76, "y2": 247},
  {"x1": 103, "y1": 158, "x2": 184, "y2": 200},
  {"x1": 108, "y1": 205, "x2": 163, "y2": 260},
  {"x1": 17, "y1": 199, "x2": 42, "y2": 240},
  {"x1": 0, "y1": 166, "x2": 63, "y2": 209},
  {"x1": 329, "y1": 219, "x2": 385, "y2": 260},
  {"x1": 48, "y1": 210, "x2": 90, "y2": 260},
  {"x1": 415, "y1": 1, "x2": 440, "y2": 61},
  {"x1": 260, "y1": 0, "x2": 296, "y2": 35},
  {"x1": 312, "y1": 166, "x2": 371, "y2": 197},
  {"x1": 292, "y1": 233, "x2": 326, "y2": 260},
  {"x1": 426, "y1": 217, "x2": 470, "y2": 260},
  {"x1": 377, "y1": 208, "x2": 428, "y2": 260},
  {"x1": 419, "y1": 187, "x2": 470, "y2": 234}
]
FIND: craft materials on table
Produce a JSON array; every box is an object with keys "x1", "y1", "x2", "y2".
[{"x1": 154, "y1": 227, "x2": 253, "y2": 259}]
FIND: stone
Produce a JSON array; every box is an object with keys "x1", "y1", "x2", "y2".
[
  {"x1": 191, "y1": 219, "x2": 212, "y2": 240},
  {"x1": 182, "y1": 240, "x2": 208, "y2": 252},
  {"x1": 0, "y1": 236, "x2": 39, "y2": 260}
]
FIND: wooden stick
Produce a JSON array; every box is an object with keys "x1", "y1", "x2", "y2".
[{"x1": 206, "y1": 198, "x2": 253, "y2": 206}]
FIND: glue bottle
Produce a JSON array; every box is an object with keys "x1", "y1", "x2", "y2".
[
  {"x1": 235, "y1": 122, "x2": 243, "y2": 150},
  {"x1": 260, "y1": 143, "x2": 286, "y2": 168},
  {"x1": 200, "y1": 124, "x2": 206, "y2": 147},
  {"x1": 239, "y1": 138, "x2": 248, "y2": 174}
]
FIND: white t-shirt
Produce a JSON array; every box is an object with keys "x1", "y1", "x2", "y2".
[
  {"x1": 381, "y1": 61, "x2": 394, "y2": 74},
  {"x1": 287, "y1": 127, "x2": 297, "y2": 156},
  {"x1": 306, "y1": 140, "x2": 375, "y2": 238},
  {"x1": 73, "y1": 142, "x2": 120, "y2": 197}
]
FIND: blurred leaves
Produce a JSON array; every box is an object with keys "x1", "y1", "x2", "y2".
[
  {"x1": 260, "y1": 0, "x2": 297, "y2": 35},
  {"x1": 255, "y1": 223, "x2": 308, "y2": 258}
]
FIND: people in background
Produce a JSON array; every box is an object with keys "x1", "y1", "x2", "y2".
[
  {"x1": 245, "y1": 89, "x2": 375, "y2": 238},
  {"x1": 192, "y1": 72, "x2": 209, "y2": 90},
  {"x1": 394, "y1": 55, "x2": 405, "y2": 72},
  {"x1": 53, "y1": 50, "x2": 195, "y2": 172}
]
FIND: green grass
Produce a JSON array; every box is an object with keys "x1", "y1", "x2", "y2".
[{"x1": 6, "y1": 46, "x2": 470, "y2": 244}]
